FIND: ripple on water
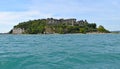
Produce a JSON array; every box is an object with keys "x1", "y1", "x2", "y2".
[{"x1": 0, "y1": 34, "x2": 120, "y2": 69}]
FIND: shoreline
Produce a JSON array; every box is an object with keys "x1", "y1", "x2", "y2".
[{"x1": 1, "y1": 32, "x2": 120, "y2": 35}]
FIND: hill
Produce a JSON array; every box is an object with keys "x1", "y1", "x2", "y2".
[
  {"x1": 9, "y1": 18, "x2": 110, "y2": 34},
  {"x1": 111, "y1": 31, "x2": 120, "y2": 34}
]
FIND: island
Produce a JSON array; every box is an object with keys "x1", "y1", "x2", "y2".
[{"x1": 9, "y1": 18, "x2": 110, "y2": 34}]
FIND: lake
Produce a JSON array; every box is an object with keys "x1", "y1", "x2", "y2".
[{"x1": 0, "y1": 34, "x2": 120, "y2": 69}]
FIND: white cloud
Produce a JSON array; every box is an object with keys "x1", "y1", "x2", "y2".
[
  {"x1": 0, "y1": 11, "x2": 53, "y2": 33},
  {"x1": 0, "y1": 0, "x2": 120, "y2": 33}
]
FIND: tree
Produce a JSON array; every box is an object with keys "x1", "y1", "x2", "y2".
[
  {"x1": 97, "y1": 25, "x2": 110, "y2": 33},
  {"x1": 80, "y1": 28, "x2": 86, "y2": 34}
]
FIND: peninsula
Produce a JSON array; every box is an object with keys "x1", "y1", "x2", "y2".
[{"x1": 9, "y1": 18, "x2": 110, "y2": 34}]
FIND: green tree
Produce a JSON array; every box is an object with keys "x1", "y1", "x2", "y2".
[
  {"x1": 80, "y1": 28, "x2": 86, "y2": 34},
  {"x1": 97, "y1": 25, "x2": 110, "y2": 33}
]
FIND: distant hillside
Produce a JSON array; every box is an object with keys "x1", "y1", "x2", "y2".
[
  {"x1": 9, "y1": 18, "x2": 110, "y2": 34},
  {"x1": 111, "y1": 31, "x2": 120, "y2": 34}
]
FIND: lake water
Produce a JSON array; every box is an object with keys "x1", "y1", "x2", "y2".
[{"x1": 0, "y1": 34, "x2": 120, "y2": 69}]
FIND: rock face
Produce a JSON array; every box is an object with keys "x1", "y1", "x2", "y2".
[
  {"x1": 12, "y1": 28, "x2": 25, "y2": 34},
  {"x1": 44, "y1": 27, "x2": 55, "y2": 34}
]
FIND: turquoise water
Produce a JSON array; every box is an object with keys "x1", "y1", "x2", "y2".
[{"x1": 0, "y1": 34, "x2": 120, "y2": 69}]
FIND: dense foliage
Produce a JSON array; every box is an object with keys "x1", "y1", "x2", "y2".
[
  {"x1": 97, "y1": 25, "x2": 110, "y2": 33},
  {"x1": 10, "y1": 19, "x2": 110, "y2": 34}
]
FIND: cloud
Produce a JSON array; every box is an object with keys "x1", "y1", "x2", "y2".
[
  {"x1": 0, "y1": 10, "x2": 53, "y2": 33},
  {"x1": 0, "y1": 0, "x2": 120, "y2": 33}
]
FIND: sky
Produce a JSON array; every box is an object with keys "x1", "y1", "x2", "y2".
[{"x1": 0, "y1": 0, "x2": 120, "y2": 33}]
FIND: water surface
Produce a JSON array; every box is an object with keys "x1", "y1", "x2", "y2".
[{"x1": 0, "y1": 34, "x2": 120, "y2": 69}]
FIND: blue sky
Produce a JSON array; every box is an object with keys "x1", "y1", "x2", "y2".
[{"x1": 0, "y1": 0, "x2": 120, "y2": 33}]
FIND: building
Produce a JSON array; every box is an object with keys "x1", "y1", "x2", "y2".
[{"x1": 46, "y1": 18, "x2": 77, "y2": 26}]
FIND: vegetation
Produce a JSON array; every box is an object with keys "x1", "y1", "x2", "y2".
[
  {"x1": 10, "y1": 18, "x2": 110, "y2": 34},
  {"x1": 97, "y1": 25, "x2": 110, "y2": 33}
]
